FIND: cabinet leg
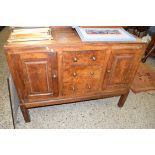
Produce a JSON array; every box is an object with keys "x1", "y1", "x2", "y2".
[
  {"x1": 118, "y1": 91, "x2": 129, "y2": 107},
  {"x1": 20, "y1": 105, "x2": 31, "y2": 123}
]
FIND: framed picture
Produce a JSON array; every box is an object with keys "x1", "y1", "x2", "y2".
[{"x1": 75, "y1": 27, "x2": 136, "y2": 42}]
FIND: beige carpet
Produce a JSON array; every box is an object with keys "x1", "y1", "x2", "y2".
[{"x1": 0, "y1": 27, "x2": 155, "y2": 129}]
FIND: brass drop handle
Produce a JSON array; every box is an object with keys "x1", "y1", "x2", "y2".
[
  {"x1": 88, "y1": 85, "x2": 91, "y2": 89},
  {"x1": 92, "y1": 56, "x2": 96, "y2": 61},
  {"x1": 53, "y1": 74, "x2": 57, "y2": 79},
  {"x1": 72, "y1": 85, "x2": 76, "y2": 91},
  {"x1": 90, "y1": 71, "x2": 94, "y2": 75},
  {"x1": 73, "y1": 72, "x2": 77, "y2": 77},
  {"x1": 73, "y1": 57, "x2": 78, "y2": 62}
]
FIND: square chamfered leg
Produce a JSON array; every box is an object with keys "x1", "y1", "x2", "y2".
[
  {"x1": 118, "y1": 91, "x2": 130, "y2": 107},
  {"x1": 20, "y1": 105, "x2": 31, "y2": 123}
]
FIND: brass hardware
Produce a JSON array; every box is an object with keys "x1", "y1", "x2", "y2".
[
  {"x1": 92, "y1": 56, "x2": 96, "y2": 61},
  {"x1": 73, "y1": 57, "x2": 78, "y2": 62},
  {"x1": 107, "y1": 70, "x2": 111, "y2": 73},
  {"x1": 88, "y1": 85, "x2": 91, "y2": 89},
  {"x1": 72, "y1": 85, "x2": 76, "y2": 91},
  {"x1": 90, "y1": 72, "x2": 94, "y2": 75},
  {"x1": 73, "y1": 72, "x2": 77, "y2": 77},
  {"x1": 53, "y1": 74, "x2": 57, "y2": 78}
]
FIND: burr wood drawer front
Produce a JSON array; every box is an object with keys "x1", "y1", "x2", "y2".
[
  {"x1": 62, "y1": 50, "x2": 107, "y2": 66},
  {"x1": 62, "y1": 78, "x2": 100, "y2": 96},
  {"x1": 62, "y1": 65, "x2": 103, "y2": 96},
  {"x1": 63, "y1": 66, "x2": 102, "y2": 83}
]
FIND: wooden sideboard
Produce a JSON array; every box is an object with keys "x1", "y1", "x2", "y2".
[{"x1": 4, "y1": 27, "x2": 147, "y2": 122}]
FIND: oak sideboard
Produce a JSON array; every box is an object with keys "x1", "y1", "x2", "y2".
[{"x1": 4, "y1": 27, "x2": 147, "y2": 122}]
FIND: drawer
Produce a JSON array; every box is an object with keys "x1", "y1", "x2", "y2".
[
  {"x1": 63, "y1": 66, "x2": 102, "y2": 83},
  {"x1": 62, "y1": 78, "x2": 100, "y2": 96},
  {"x1": 63, "y1": 50, "x2": 108, "y2": 66}
]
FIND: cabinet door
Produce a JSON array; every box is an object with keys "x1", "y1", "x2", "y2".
[
  {"x1": 103, "y1": 49, "x2": 141, "y2": 90},
  {"x1": 13, "y1": 47, "x2": 59, "y2": 102}
]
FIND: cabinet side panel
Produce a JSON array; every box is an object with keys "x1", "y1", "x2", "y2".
[{"x1": 6, "y1": 52, "x2": 27, "y2": 101}]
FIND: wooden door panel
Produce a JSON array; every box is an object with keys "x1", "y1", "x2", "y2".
[
  {"x1": 24, "y1": 60, "x2": 51, "y2": 94},
  {"x1": 108, "y1": 54, "x2": 133, "y2": 85},
  {"x1": 17, "y1": 49, "x2": 58, "y2": 101},
  {"x1": 21, "y1": 53, "x2": 54, "y2": 100},
  {"x1": 103, "y1": 50, "x2": 141, "y2": 90}
]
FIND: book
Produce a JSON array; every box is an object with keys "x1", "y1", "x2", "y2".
[
  {"x1": 11, "y1": 27, "x2": 50, "y2": 34},
  {"x1": 8, "y1": 27, "x2": 53, "y2": 42},
  {"x1": 75, "y1": 26, "x2": 136, "y2": 42}
]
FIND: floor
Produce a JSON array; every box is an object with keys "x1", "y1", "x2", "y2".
[{"x1": 0, "y1": 27, "x2": 155, "y2": 129}]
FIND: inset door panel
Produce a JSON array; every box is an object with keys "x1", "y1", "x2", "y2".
[
  {"x1": 24, "y1": 60, "x2": 52, "y2": 94},
  {"x1": 103, "y1": 50, "x2": 141, "y2": 90},
  {"x1": 14, "y1": 48, "x2": 59, "y2": 101},
  {"x1": 108, "y1": 55, "x2": 133, "y2": 84}
]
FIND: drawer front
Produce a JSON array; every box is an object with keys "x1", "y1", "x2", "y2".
[
  {"x1": 62, "y1": 66, "x2": 102, "y2": 96},
  {"x1": 63, "y1": 66, "x2": 102, "y2": 83},
  {"x1": 63, "y1": 50, "x2": 107, "y2": 66},
  {"x1": 62, "y1": 78, "x2": 99, "y2": 96}
]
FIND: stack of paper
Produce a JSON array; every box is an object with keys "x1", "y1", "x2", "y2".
[
  {"x1": 75, "y1": 26, "x2": 136, "y2": 42},
  {"x1": 8, "y1": 27, "x2": 53, "y2": 42}
]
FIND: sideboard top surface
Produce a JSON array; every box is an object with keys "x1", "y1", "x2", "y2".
[{"x1": 5, "y1": 27, "x2": 147, "y2": 48}]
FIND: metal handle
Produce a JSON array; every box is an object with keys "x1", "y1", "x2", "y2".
[
  {"x1": 88, "y1": 84, "x2": 91, "y2": 89},
  {"x1": 92, "y1": 56, "x2": 96, "y2": 61},
  {"x1": 73, "y1": 72, "x2": 77, "y2": 77},
  {"x1": 72, "y1": 85, "x2": 76, "y2": 91},
  {"x1": 53, "y1": 74, "x2": 57, "y2": 79},
  {"x1": 90, "y1": 71, "x2": 94, "y2": 75},
  {"x1": 73, "y1": 57, "x2": 78, "y2": 62},
  {"x1": 107, "y1": 70, "x2": 111, "y2": 73}
]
